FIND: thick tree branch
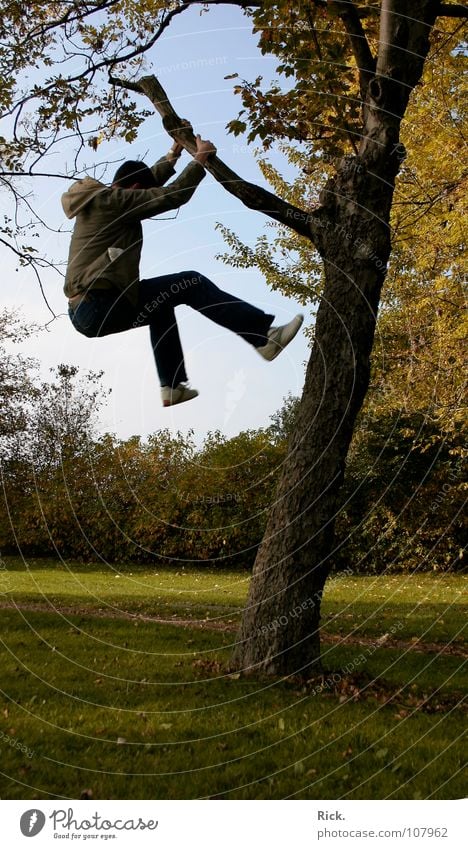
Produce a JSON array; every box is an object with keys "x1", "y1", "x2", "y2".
[
  {"x1": 329, "y1": 1, "x2": 376, "y2": 94},
  {"x1": 110, "y1": 74, "x2": 324, "y2": 244},
  {"x1": 376, "y1": 0, "x2": 401, "y2": 76},
  {"x1": 437, "y1": 3, "x2": 468, "y2": 16}
]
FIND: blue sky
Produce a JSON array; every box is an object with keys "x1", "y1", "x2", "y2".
[{"x1": 3, "y1": 5, "x2": 313, "y2": 442}]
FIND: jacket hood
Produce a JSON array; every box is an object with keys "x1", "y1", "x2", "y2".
[{"x1": 61, "y1": 177, "x2": 107, "y2": 219}]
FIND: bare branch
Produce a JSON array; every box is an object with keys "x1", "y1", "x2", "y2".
[
  {"x1": 0, "y1": 237, "x2": 58, "y2": 319},
  {"x1": 185, "y1": 0, "x2": 262, "y2": 7},
  {"x1": 437, "y1": 3, "x2": 468, "y2": 16},
  {"x1": 6, "y1": 4, "x2": 191, "y2": 120},
  {"x1": 19, "y1": 0, "x2": 122, "y2": 48},
  {"x1": 0, "y1": 172, "x2": 77, "y2": 180},
  {"x1": 110, "y1": 74, "x2": 324, "y2": 243}
]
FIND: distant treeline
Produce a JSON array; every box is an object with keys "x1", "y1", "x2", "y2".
[{"x1": 0, "y1": 356, "x2": 464, "y2": 572}]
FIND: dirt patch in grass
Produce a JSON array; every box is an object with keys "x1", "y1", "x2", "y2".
[
  {"x1": 319, "y1": 630, "x2": 467, "y2": 658},
  {"x1": 0, "y1": 599, "x2": 466, "y2": 657}
]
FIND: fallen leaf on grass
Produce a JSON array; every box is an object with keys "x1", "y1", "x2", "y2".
[
  {"x1": 394, "y1": 709, "x2": 410, "y2": 719},
  {"x1": 192, "y1": 658, "x2": 223, "y2": 675},
  {"x1": 80, "y1": 789, "x2": 93, "y2": 799}
]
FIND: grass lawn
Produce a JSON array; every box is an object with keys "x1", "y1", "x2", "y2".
[{"x1": 0, "y1": 557, "x2": 466, "y2": 800}]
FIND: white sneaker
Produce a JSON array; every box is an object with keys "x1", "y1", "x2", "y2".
[
  {"x1": 161, "y1": 383, "x2": 199, "y2": 407},
  {"x1": 257, "y1": 314, "x2": 304, "y2": 361}
]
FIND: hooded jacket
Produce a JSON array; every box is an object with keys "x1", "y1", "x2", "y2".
[{"x1": 62, "y1": 156, "x2": 205, "y2": 307}]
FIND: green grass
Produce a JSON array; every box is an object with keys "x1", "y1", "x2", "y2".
[
  {"x1": 321, "y1": 573, "x2": 467, "y2": 645},
  {"x1": 0, "y1": 558, "x2": 466, "y2": 799},
  {"x1": 1, "y1": 557, "x2": 466, "y2": 643},
  {"x1": 0, "y1": 556, "x2": 248, "y2": 621}
]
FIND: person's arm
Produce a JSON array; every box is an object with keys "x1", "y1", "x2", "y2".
[
  {"x1": 108, "y1": 136, "x2": 216, "y2": 220},
  {"x1": 165, "y1": 139, "x2": 184, "y2": 167},
  {"x1": 150, "y1": 144, "x2": 179, "y2": 186},
  {"x1": 151, "y1": 124, "x2": 190, "y2": 184},
  {"x1": 108, "y1": 159, "x2": 206, "y2": 220}
]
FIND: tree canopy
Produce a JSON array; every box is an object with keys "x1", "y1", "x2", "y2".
[
  {"x1": 217, "y1": 15, "x2": 466, "y2": 445},
  {"x1": 1, "y1": 2, "x2": 466, "y2": 281}
]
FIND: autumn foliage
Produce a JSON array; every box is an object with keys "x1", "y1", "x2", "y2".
[{"x1": 0, "y1": 314, "x2": 463, "y2": 573}]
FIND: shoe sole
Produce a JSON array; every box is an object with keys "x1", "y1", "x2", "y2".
[
  {"x1": 162, "y1": 390, "x2": 199, "y2": 407},
  {"x1": 262, "y1": 314, "x2": 304, "y2": 361}
]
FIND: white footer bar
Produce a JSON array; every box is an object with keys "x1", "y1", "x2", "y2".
[{"x1": 1, "y1": 799, "x2": 465, "y2": 848}]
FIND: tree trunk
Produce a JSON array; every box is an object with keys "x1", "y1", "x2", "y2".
[
  {"x1": 231, "y1": 0, "x2": 438, "y2": 676},
  {"x1": 231, "y1": 185, "x2": 392, "y2": 676}
]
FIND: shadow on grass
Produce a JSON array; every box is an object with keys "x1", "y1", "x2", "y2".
[{"x1": 0, "y1": 605, "x2": 466, "y2": 801}]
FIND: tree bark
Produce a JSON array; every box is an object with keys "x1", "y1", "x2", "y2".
[
  {"x1": 231, "y1": 165, "x2": 392, "y2": 675},
  {"x1": 231, "y1": 0, "x2": 439, "y2": 676}
]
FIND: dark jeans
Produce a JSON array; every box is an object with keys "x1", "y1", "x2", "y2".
[{"x1": 68, "y1": 271, "x2": 274, "y2": 387}]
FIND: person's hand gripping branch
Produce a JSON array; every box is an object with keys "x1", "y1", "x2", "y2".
[
  {"x1": 192, "y1": 134, "x2": 217, "y2": 166},
  {"x1": 165, "y1": 118, "x2": 193, "y2": 163},
  {"x1": 169, "y1": 116, "x2": 216, "y2": 167}
]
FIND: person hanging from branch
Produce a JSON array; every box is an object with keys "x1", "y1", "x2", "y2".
[{"x1": 62, "y1": 129, "x2": 303, "y2": 407}]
